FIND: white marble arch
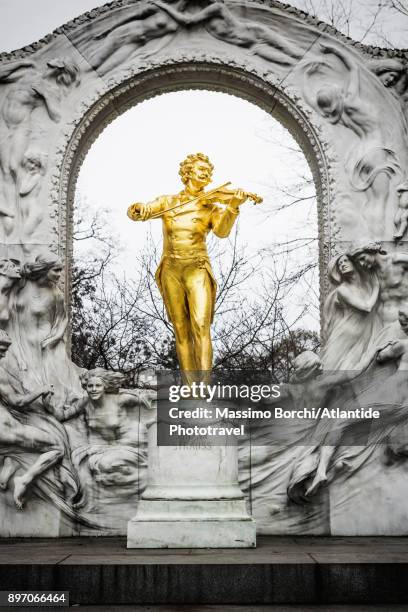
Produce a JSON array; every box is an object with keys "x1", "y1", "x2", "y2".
[{"x1": 0, "y1": 0, "x2": 407, "y2": 537}]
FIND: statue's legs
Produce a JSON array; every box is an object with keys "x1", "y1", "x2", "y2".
[
  {"x1": 160, "y1": 258, "x2": 198, "y2": 374},
  {"x1": 160, "y1": 257, "x2": 213, "y2": 381},
  {"x1": 184, "y1": 264, "x2": 213, "y2": 372},
  {"x1": 13, "y1": 449, "x2": 62, "y2": 509},
  {"x1": 0, "y1": 421, "x2": 63, "y2": 509},
  {"x1": 0, "y1": 457, "x2": 18, "y2": 489}
]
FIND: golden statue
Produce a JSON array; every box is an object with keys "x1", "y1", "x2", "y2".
[{"x1": 127, "y1": 153, "x2": 262, "y2": 384}]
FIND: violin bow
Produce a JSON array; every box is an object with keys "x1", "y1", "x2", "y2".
[{"x1": 149, "y1": 182, "x2": 232, "y2": 219}]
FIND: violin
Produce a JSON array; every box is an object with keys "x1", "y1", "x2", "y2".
[
  {"x1": 205, "y1": 185, "x2": 263, "y2": 206},
  {"x1": 148, "y1": 181, "x2": 263, "y2": 219}
]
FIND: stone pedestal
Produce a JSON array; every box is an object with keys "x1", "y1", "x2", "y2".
[{"x1": 127, "y1": 421, "x2": 256, "y2": 548}]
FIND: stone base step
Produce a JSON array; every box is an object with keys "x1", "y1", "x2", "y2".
[{"x1": 1, "y1": 536, "x2": 408, "y2": 605}]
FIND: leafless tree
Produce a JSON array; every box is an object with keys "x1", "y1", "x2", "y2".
[
  {"x1": 288, "y1": 0, "x2": 407, "y2": 47},
  {"x1": 387, "y1": 0, "x2": 408, "y2": 17},
  {"x1": 71, "y1": 192, "x2": 318, "y2": 383}
]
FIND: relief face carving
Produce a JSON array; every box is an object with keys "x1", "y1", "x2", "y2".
[
  {"x1": 0, "y1": 284, "x2": 152, "y2": 526},
  {"x1": 369, "y1": 57, "x2": 408, "y2": 122}
]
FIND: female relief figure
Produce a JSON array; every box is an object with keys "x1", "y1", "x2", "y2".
[
  {"x1": 87, "y1": 2, "x2": 182, "y2": 74},
  {"x1": 0, "y1": 259, "x2": 21, "y2": 328},
  {"x1": 320, "y1": 253, "x2": 381, "y2": 370},
  {"x1": 9, "y1": 253, "x2": 82, "y2": 401},
  {"x1": 305, "y1": 44, "x2": 380, "y2": 140},
  {"x1": 154, "y1": 0, "x2": 302, "y2": 66},
  {"x1": 0, "y1": 59, "x2": 79, "y2": 238},
  {"x1": 394, "y1": 180, "x2": 408, "y2": 241},
  {"x1": 369, "y1": 57, "x2": 408, "y2": 124},
  {"x1": 350, "y1": 242, "x2": 408, "y2": 326},
  {"x1": 303, "y1": 43, "x2": 400, "y2": 234},
  {"x1": 18, "y1": 148, "x2": 48, "y2": 245},
  {"x1": 61, "y1": 369, "x2": 154, "y2": 446},
  {"x1": 0, "y1": 330, "x2": 62, "y2": 509}
]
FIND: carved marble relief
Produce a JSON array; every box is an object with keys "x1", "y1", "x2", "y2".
[
  {"x1": 0, "y1": 0, "x2": 407, "y2": 536},
  {"x1": 0, "y1": 59, "x2": 80, "y2": 250},
  {"x1": 0, "y1": 257, "x2": 152, "y2": 531}
]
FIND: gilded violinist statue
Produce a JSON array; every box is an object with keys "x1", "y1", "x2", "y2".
[{"x1": 127, "y1": 153, "x2": 262, "y2": 384}]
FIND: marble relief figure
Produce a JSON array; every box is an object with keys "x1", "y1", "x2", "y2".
[
  {"x1": 154, "y1": 0, "x2": 303, "y2": 66},
  {"x1": 8, "y1": 253, "x2": 82, "y2": 403},
  {"x1": 62, "y1": 368, "x2": 154, "y2": 447},
  {"x1": 350, "y1": 243, "x2": 408, "y2": 326},
  {"x1": 18, "y1": 148, "x2": 48, "y2": 246},
  {"x1": 87, "y1": 2, "x2": 183, "y2": 74},
  {"x1": 0, "y1": 58, "x2": 79, "y2": 240},
  {"x1": 0, "y1": 259, "x2": 21, "y2": 328},
  {"x1": 394, "y1": 180, "x2": 408, "y2": 240},
  {"x1": 320, "y1": 253, "x2": 381, "y2": 370},
  {"x1": 60, "y1": 369, "x2": 154, "y2": 527},
  {"x1": 303, "y1": 43, "x2": 400, "y2": 238},
  {"x1": 369, "y1": 57, "x2": 408, "y2": 123},
  {"x1": 286, "y1": 348, "x2": 407, "y2": 504},
  {"x1": 258, "y1": 351, "x2": 359, "y2": 499},
  {"x1": 83, "y1": 0, "x2": 304, "y2": 77},
  {"x1": 304, "y1": 44, "x2": 385, "y2": 142},
  {"x1": 0, "y1": 330, "x2": 60, "y2": 509},
  {"x1": 0, "y1": 294, "x2": 153, "y2": 524}
]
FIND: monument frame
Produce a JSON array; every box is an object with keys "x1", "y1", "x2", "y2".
[{"x1": 0, "y1": 0, "x2": 407, "y2": 538}]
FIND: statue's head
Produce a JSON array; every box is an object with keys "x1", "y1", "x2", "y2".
[
  {"x1": 46, "y1": 58, "x2": 80, "y2": 88},
  {"x1": 329, "y1": 253, "x2": 354, "y2": 284},
  {"x1": 0, "y1": 329, "x2": 11, "y2": 359},
  {"x1": 81, "y1": 368, "x2": 126, "y2": 401},
  {"x1": 398, "y1": 307, "x2": 408, "y2": 336},
  {"x1": 24, "y1": 252, "x2": 63, "y2": 284},
  {"x1": 292, "y1": 351, "x2": 322, "y2": 382},
  {"x1": 371, "y1": 59, "x2": 403, "y2": 87},
  {"x1": 21, "y1": 149, "x2": 48, "y2": 175},
  {"x1": 349, "y1": 242, "x2": 386, "y2": 270},
  {"x1": 179, "y1": 152, "x2": 214, "y2": 189},
  {"x1": 316, "y1": 85, "x2": 344, "y2": 123},
  {"x1": 381, "y1": 71, "x2": 400, "y2": 87}
]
